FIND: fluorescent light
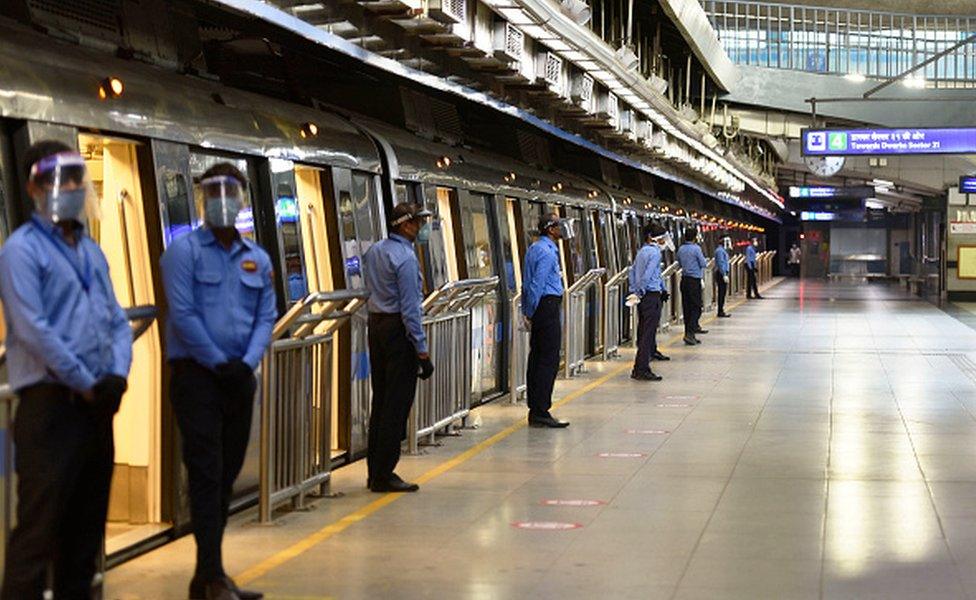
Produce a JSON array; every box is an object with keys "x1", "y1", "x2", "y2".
[
  {"x1": 844, "y1": 73, "x2": 866, "y2": 83},
  {"x1": 865, "y1": 199, "x2": 885, "y2": 209}
]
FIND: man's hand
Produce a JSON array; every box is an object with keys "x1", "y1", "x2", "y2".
[
  {"x1": 91, "y1": 375, "x2": 128, "y2": 417},
  {"x1": 216, "y1": 360, "x2": 255, "y2": 399},
  {"x1": 418, "y1": 353, "x2": 434, "y2": 380},
  {"x1": 723, "y1": 275, "x2": 729, "y2": 284},
  {"x1": 519, "y1": 315, "x2": 532, "y2": 331}
]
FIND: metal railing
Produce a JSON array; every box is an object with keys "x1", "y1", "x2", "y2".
[
  {"x1": 703, "y1": 258, "x2": 716, "y2": 311},
  {"x1": 660, "y1": 261, "x2": 680, "y2": 330},
  {"x1": 509, "y1": 292, "x2": 530, "y2": 404},
  {"x1": 258, "y1": 290, "x2": 368, "y2": 523},
  {"x1": 409, "y1": 277, "x2": 498, "y2": 453},
  {"x1": 702, "y1": 0, "x2": 976, "y2": 87},
  {"x1": 602, "y1": 266, "x2": 630, "y2": 360},
  {"x1": 564, "y1": 268, "x2": 606, "y2": 378},
  {"x1": 758, "y1": 250, "x2": 777, "y2": 284},
  {"x1": 730, "y1": 255, "x2": 747, "y2": 295}
]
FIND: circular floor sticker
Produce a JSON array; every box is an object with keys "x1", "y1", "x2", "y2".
[
  {"x1": 512, "y1": 521, "x2": 582, "y2": 530},
  {"x1": 624, "y1": 429, "x2": 670, "y2": 435},
  {"x1": 541, "y1": 499, "x2": 606, "y2": 507},
  {"x1": 597, "y1": 452, "x2": 647, "y2": 458}
]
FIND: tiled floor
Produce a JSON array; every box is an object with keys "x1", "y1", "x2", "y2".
[{"x1": 108, "y1": 279, "x2": 976, "y2": 599}]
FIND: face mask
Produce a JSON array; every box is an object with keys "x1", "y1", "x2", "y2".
[
  {"x1": 416, "y1": 221, "x2": 431, "y2": 243},
  {"x1": 204, "y1": 195, "x2": 242, "y2": 228},
  {"x1": 44, "y1": 187, "x2": 87, "y2": 223}
]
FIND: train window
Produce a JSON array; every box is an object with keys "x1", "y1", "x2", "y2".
[
  {"x1": 593, "y1": 210, "x2": 616, "y2": 274},
  {"x1": 458, "y1": 192, "x2": 496, "y2": 279},
  {"x1": 564, "y1": 206, "x2": 586, "y2": 281},
  {"x1": 496, "y1": 197, "x2": 517, "y2": 294},
  {"x1": 394, "y1": 181, "x2": 419, "y2": 206},
  {"x1": 159, "y1": 169, "x2": 193, "y2": 244},
  {"x1": 434, "y1": 186, "x2": 460, "y2": 282},
  {"x1": 351, "y1": 172, "x2": 379, "y2": 256},
  {"x1": 270, "y1": 160, "x2": 308, "y2": 304},
  {"x1": 189, "y1": 152, "x2": 255, "y2": 239}
]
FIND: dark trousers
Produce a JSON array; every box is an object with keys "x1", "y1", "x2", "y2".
[
  {"x1": 632, "y1": 292, "x2": 661, "y2": 375},
  {"x1": 716, "y1": 270, "x2": 728, "y2": 314},
  {"x1": 746, "y1": 266, "x2": 760, "y2": 298},
  {"x1": 367, "y1": 313, "x2": 419, "y2": 483},
  {"x1": 170, "y1": 359, "x2": 256, "y2": 581},
  {"x1": 1, "y1": 384, "x2": 114, "y2": 600},
  {"x1": 526, "y1": 295, "x2": 561, "y2": 418},
  {"x1": 680, "y1": 276, "x2": 703, "y2": 336}
]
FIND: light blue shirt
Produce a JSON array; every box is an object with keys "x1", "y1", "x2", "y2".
[
  {"x1": 521, "y1": 236, "x2": 563, "y2": 318},
  {"x1": 677, "y1": 242, "x2": 708, "y2": 279},
  {"x1": 363, "y1": 234, "x2": 427, "y2": 354},
  {"x1": 161, "y1": 227, "x2": 277, "y2": 370},
  {"x1": 629, "y1": 243, "x2": 665, "y2": 295},
  {"x1": 0, "y1": 216, "x2": 132, "y2": 393},
  {"x1": 746, "y1": 245, "x2": 757, "y2": 268},
  {"x1": 715, "y1": 246, "x2": 730, "y2": 275}
]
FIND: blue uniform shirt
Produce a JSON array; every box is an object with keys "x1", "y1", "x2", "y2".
[
  {"x1": 715, "y1": 246, "x2": 730, "y2": 275},
  {"x1": 629, "y1": 243, "x2": 665, "y2": 295},
  {"x1": 0, "y1": 216, "x2": 132, "y2": 393},
  {"x1": 362, "y1": 234, "x2": 428, "y2": 354},
  {"x1": 677, "y1": 242, "x2": 708, "y2": 279},
  {"x1": 746, "y1": 245, "x2": 757, "y2": 268},
  {"x1": 161, "y1": 227, "x2": 278, "y2": 370},
  {"x1": 521, "y1": 236, "x2": 563, "y2": 318}
]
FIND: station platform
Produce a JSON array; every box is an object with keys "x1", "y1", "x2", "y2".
[{"x1": 107, "y1": 279, "x2": 976, "y2": 600}]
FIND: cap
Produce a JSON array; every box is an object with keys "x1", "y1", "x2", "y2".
[
  {"x1": 538, "y1": 214, "x2": 561, "y2": 233},
  {"x1": 644, "y1": 223, "x2": 667, "y2": 239},
  {"x1": 390, "y1": 202, "x2": 432, "y2": 227}
]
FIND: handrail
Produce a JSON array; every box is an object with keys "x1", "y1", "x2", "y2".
[
  {"x1": 602, "y1": 266, "x2": 630, "y2": 361},
  {"x1": 604, "y1": 266, "x2": 630, "y2": 288},
  {"x1": 271, "y1": 289, "x2": 370, "y2": 339},
  {"x1": 509, "y1": 291, "x2": 529, "y2": 403},
  {"x1": 661, "y1": 261, "x2": 680, "y2": 278},
  {"x1": 422, "y1": 276, "x2": 499, "y2": 316},
  {"x1": 566, "y1": 267, "x2": 607, "y2": 294}
]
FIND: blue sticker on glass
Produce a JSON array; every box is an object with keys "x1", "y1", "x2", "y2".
[
  {"x1": 346, "y1": 256, "x2": 361, "y2": 277},
  {"x1": 353, "y1": 350, "x2": 370, "y2": 381}
]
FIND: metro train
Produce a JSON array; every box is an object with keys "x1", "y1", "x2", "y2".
[{"x1": 0, "y1": 18, "x2": 764, "y2": 563}]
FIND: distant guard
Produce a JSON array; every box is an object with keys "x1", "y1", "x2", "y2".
[
  {"x1": 629, "y1": 224, "x2": 671, "y2": 381},
  {"x1": 715, "y1": 236, "x2": 732, "y2": 318}
]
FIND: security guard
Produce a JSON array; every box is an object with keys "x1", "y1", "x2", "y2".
[
  {"x1": 161, "y1": 164, "x2": 277, "y2": 600},
  {"x1": 0, "y1": 141, "x2": 132, "y2": 600},
  {"x1": 629, "y1": 224, "x2": 671, "y2": 381},
  {"x1": 715, "y1": 236, "x2": 732, "y2": 318},
  {"x1": 677, "y1": 228, "x2": 708, "y2": 345},
  {"x1": 522, "y1": 213, "x2": 569, "y2": 427},
  {"x1": 745, "y1": 237, "x2": 763, "y2": 299},
  {"x1": 363, "y1": 203, "x2": 435, "y2": 493}
]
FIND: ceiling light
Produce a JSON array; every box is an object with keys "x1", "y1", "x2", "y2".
[
  {"x1": 844, "y1": 73, "x2": 866, "y2": 83},
  {"x1": 299, "y1": 122, "x2": 319, "y2": 138},
  {"x1": 98, "y1": 76, "x2": 124, "y2": 100}
]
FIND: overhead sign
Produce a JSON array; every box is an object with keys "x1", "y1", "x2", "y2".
[
  {"x1": 789, "y1": 186, "x2": 838, "y2": 198},
  {"x1": 802, "y1": 128, "x2": 976, "y2": 156},
  {"x1": 960, "y1": 176, "x2": 976, "y2": 194}
]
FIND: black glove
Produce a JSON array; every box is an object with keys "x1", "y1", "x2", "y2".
[
  {"x1": 216, "y1": 359, "x2": 255, "y2": 396},
  {"x1": 418, "y1": 356, "x2": 434, "y2": 381},
  {"x1": 92, "y1": 375, "x2": 127, "y2": 417},
  {"x1": 660, "y1": 290, "x2": 670, "y2": 303}
]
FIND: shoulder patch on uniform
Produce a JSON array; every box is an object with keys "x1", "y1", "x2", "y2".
[{"x1": 241, "y1": 259, "x2": 258, "y2": 273}]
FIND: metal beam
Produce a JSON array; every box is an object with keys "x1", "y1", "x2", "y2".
[{"x1": 862, "y1": 31, "x2": 976, "y2": 98}]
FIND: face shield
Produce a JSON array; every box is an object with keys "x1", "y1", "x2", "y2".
[
  {"x1": 29, "y1": 152, "x2": 96, "y2": 224},
  {"x1": 723, "y1": 237, "x2": 733, "y2": 250},
  {"x1": 558, "y1": 218, "x2": 576, "y2": 240},
  {"x1": 200, "y1": 175, "x2": 247, "y2": 229},
  {"x1": 654, "y1": 231, "x2": 675, "y2": 253}
]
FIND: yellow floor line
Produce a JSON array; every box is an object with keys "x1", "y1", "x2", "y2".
[{"x1": 235, "y1": 289, "x2": 766, "y2": 585}]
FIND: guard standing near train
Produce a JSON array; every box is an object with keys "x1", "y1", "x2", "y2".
[
  {"x1": 363, "y1": 203, "x2": 435, "y2": 493},
  {"x1": 522, "y1": 213, "x2": 570, "y2": 427},
  {"x1": 0, "y1": 141, "x2": 133, "y2": 600},
  {"x1": 745, "y1": 237, "x2": 763, "y2": 299},
  {"x1": 715, "y1": 236, "x2": 732, "y2": 318},
  {"x1": 629, "y1": 224, "x2": 671, "y2": 381},
  {"x1": 161, "y1": 164, "x2": 277, "y2": 600},
  {"x1": 677, "y1": 228, "x2": 708, "y2": 345}
]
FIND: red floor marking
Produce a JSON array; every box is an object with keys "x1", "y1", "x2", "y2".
[
  {"x1": 512, "y1": 521, "x2": 583, "y2": 530},
  {"x1": 541, "y1": 499, "x2": 606, "y2": 507}
]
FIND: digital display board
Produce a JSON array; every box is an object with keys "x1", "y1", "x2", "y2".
[
  {"x1": 960, "y1": 176, "x2": 976, "y2": 194},
  {"x1": 789, "y1": 186, "x2": 837, "y2": 198},
  {"x1": 802, "y1": 128, "x2": 976, "y2": 156}
]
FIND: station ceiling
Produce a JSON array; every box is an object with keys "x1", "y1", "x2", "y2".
[{"x1": 778, "y1": 0, "x2": 974, "y2": 15}]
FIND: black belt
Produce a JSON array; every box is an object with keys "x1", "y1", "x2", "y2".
[
  {"x1": 681, "y1": 274, "x2": 702, "y2": 280},
  {"x1": 540, "y1": 294, "x2": 562, "y2": 302},
  {"x1": 369, "y1": 312, "x2": 403, "y2": 321}
]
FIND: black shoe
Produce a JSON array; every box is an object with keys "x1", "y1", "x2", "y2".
[
  {"x1": 189, "y1": 577, "x2": 239, "y2": 600},
  {"x1": 651, "y1": 351, "x2": 670, "y2": 361},
  {"x1": 224, "y1": 577, "x2": 263, "y2": 600},
  {"x1": 717, "y1": 313, "x2": 731, "y2": 318},
  {"x1": 683, "y1": 335, "x2": 697, "y2": 346},
  {"x1": 528, "y1": 414, "x2": 570, "y2": 428},
  {"x1": 631, "y1": 371, "x2": 662, "y2": 381},
  {"x1": 695, "y1": 329, "x2": 708, "y2": 334},
  {"x1": 370, "y1": 477, "x2": 420, "y2": 493},
  {"x1": 756, "y1": 295, "x2": 764, "y2": 299},
  {"x1": 695, "y1": 338, "x2": 702, "y2": 344}
]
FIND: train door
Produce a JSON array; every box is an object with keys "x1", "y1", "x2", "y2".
[
  {"x1": 269, "y1": 160, "x2": 309, "y2": 306},
  {"x1": 332, "y1": 168, "x2": 383, "y2": 458},
  {"x1": 78, "y1": 133, "x2": 168, "y2": 554},
  {"x1": 455, "y1": 190, "x2": 504, "y2": 401}
]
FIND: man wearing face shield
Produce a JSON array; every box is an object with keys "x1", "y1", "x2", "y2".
[
  {"x1": 160, "y1": 164, "x2": 277, "y2": 600},
  {"x1": 715, "y1": 237, "x2": 732, "y2": 318},
  {"x1": 0, "y1": 141, "x2": 132, "y2": 600},
  {"x1": 629, "y1": 224, "x2": 671, "y2": 381},
  {"x1": 677, "y1": 228, "x2": 709, "y2": 345},
  {"x1": 363, "y1": 203, "x2": 435, "y2": 492},
  {"x1": 521, "y1": 213, "x2": 570, "y2": 427},
  {"x1": 745, "y1": 237, "x2": 763, "y2": 299}
]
